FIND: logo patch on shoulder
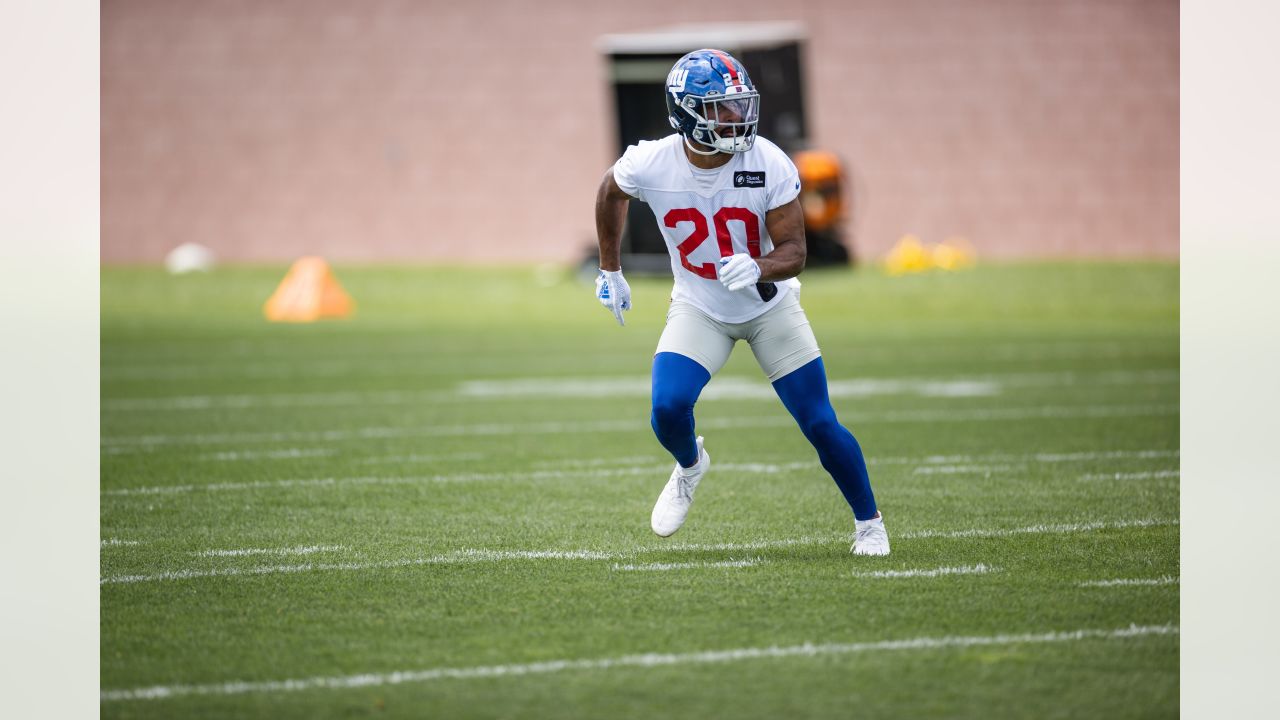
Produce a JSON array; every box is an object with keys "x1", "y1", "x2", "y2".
[{"x1": 733, "y1": 171, "x2": 766, "y2": 188}]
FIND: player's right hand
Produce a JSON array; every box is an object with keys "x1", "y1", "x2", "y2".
[
  {"x1": 717, "y1": 253, "x2": 763, "y2": 292},
  {"x1": 595, "y1": 268, "x2": 631, "y2": 326}
]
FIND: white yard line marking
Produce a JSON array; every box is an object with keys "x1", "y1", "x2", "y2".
[
  {"x1": 101, "y1": 553, "x2": 615, "y2": 585},
  {"x1": 662, "y1": 518, "x2": 1180, "y2": 553},
  {"x1": 99, "y1": 518, "x2": 1178, "y2": 585},
  {"x1": 1079, "y1": 576, "x2": 1179, "y2": 587},
  {"x1": 99, "y1": 337, "x2": 1176, "y2": 377},
  {"x1": 102, "y1": 466, "x2": 673, "y2": 497},
  {"x1": 102, "y1": 337, "x2": 1172, "y2": 364},
  {"x1": 102, "y1": 448, "x2": 1180, "y2": 497},
  {"x1": 459, "y1": 376, "x2": 1006, "y2": 400},
  {"x1": 356, "y1": 452, "x2": 486, "y2": 466},
  {"x1": 911, "y1": 453, "x2": 1181, "y2": 476},
  {"x1": 100, "y1": 624, "x2": 1178, "y2": 701},
  {"x1": 99, "y1": 405, "x2": 1180, "y2": 450},
  {"x1": 881, "y1": 449, "x2": 1179, "y2": 466},
  {"x1": 1026, "y1": 449, "x2": 1178, "y2": 462},
  {"x1": 194, "y1": 545, "x2": 346, "y2": 558},
  {"x1": 101, "y1": 418, "x2": 645, "y2": 449},
  {"x1": 101, "y1": 353, "x2": 639, "y2": 382},
  {"x1": 197, "y1": 448, "x2": 337, "y2": 462},
  {"x1": 912, "y1": 464, "x2": 1018, "y2": 475},
  {"x1": 103, "y1": 390, "x2": 453, "y2": 412},
  {"x1": 861, "y1": 405, "x2": 1178, "y2": 422},
  {"x1": 532, "y1": 455, "x2": 663, "y2": 469},
  {"x1": 1079, "y1": 470, "x2": 1180, "y2": 481},
  {"x1": 714, "y1": 461, "x2": 813, "y2": 474},
  {"x1": 102, "y1": 368, "x2": 1179, "y2": 412},
  {"x1": 459, "y1": 369, "x2": 1177, "y2": 400},
  {"x1": 444, "y1": 549, "x2": 619, "y2": 561},
  {"x1": 852, "y1": 563, "x2": 995, "y2": 579},
  {"x1": 661, "y1": 535, "x2": 841, "y2": 553},
  {"x1": 101, "y1": 538, "x2": 141, "y2": 547},
  {"x1": 191, "y1": 449, "x2": 484, "y2": 465},
  {"x1": 898, "y1": 517, "x2": 1175, "y2": 540},
  {"x1": 612, "y1": 559, "x2": 762, "y2": 571},
  {"x1": 103, "y1": 560, "x2": 424, "y2": 585}
]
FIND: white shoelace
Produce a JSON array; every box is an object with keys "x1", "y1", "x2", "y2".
[
  {"x1": 856, "y1": 522, "x2": 885, "y2": 544},
  {"x1": 675, "y1": 473, "x2": 695, "y2": 500}
]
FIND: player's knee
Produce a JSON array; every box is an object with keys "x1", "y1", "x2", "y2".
[
  {"x1": 651, "y1": 396, "x2": 693, "y2": 430},
  {"x1": 802, "y1": 414, "x2": 846, "y2": 446}
]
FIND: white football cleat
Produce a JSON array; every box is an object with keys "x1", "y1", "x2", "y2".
[
  {"x1": 851, "y1": 512, "x2": 890, "y2": 556},
  {"x1": 650, "y1": 436, "x2": 710, "y2": 537}
]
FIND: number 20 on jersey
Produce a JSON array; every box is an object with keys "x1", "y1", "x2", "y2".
[{"x1": 663, "y1": 207, "x2": 762, "y2": 280}]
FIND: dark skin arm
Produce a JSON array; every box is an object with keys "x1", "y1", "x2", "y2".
[
  {"x1": 595, "y1": 169, "x2": 633, "y2": 272},
  {"x1": 758, "y1": 198, "x2": 807, "y2": 281}
]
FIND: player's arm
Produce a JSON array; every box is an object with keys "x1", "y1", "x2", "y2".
[
  {"x1": 594, "y1": 168, "x2": 634, "y2": 325},
  {"x1": 595, "y1": 169, "x2": 632, "y2": 272},
  {"x1": 758, "y1": 198, "x2": 807, "y2": 281},
  {"x1": 719, "y1": 197, "x2": 807, "y2": 291}
]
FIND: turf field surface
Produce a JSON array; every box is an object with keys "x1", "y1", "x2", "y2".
[{"x1": 101, "y1": 262, "x2": 1178, "y2": 718}]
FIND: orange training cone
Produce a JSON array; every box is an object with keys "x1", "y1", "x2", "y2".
[{"x1": 263, "y1": 257, "x2": 354, "y2": 322}]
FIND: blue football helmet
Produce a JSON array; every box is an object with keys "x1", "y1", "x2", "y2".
[{"x1": 665, "y1": 49, "x2": 761, "y2": 155}]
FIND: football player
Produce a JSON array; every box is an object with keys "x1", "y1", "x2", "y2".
[{"x1": 594, "y1": 49, "x2": 889, "y2": 556}]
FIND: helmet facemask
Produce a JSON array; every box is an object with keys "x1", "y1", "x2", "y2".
[{"x1": 676, "y1": 92, "x2": 760, "y2": 155}]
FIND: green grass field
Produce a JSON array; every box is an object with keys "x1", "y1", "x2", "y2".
[{"x1": 100, "y1": 262, "x2": 1179, "y2": 718}]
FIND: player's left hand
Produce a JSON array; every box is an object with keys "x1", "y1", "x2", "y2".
[
  {"x1": 595, "y1": 268, "x2": 631, "y2": 326},
  {"x1": 718, "y1": 253, "x2": 762, "y2": 292}
]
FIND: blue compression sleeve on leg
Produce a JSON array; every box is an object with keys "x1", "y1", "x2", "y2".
[
  {"x1": 651, "y1": 352, "x2": 711, "y2": 468},
  {"x1": 772, "y1": 357, "x2": 879, "y2": 520}
]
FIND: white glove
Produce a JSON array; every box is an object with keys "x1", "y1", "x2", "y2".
[
  {"x1": 595, "y1": 268, "x2": 631, "y2": 326},
  {"x1": 718, "y1": 253, "x2": 762, "y2": 292}
]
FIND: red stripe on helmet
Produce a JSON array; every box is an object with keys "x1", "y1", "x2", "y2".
[{"x1": 710, "y1": 50, "x2": 741, "y2": 84}]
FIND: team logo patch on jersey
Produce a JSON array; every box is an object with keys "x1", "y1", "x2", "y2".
[{"x1": 733, "y1": 171, "x2": 766, "y2": 188}]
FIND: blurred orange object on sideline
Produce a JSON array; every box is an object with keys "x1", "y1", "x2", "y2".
[
  {"x1": 263, "y1": 257, "x2": 354, "y2": 322},
  {"x1": 793, "y1": 150, "x2": 844, "y2": 232}
]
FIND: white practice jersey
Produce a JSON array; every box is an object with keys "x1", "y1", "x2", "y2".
[{"x1": 612, "y1": 134, "x2": 803, "y2": 324}]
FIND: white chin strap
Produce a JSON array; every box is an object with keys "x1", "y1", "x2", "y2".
[
  {"x1": 683, "y1": 135, "x2": 721, "y2": 156},
  {"x1": 684, "y1": 133, "x2": 752, "y2": 156},
  {"x1": 714, "y1": 135, "x2": 753, "y2": 153}
]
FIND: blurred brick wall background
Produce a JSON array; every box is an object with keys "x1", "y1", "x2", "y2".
[{"x1": 102, "y1": 0, "x2": 1177, "y2": 264}]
